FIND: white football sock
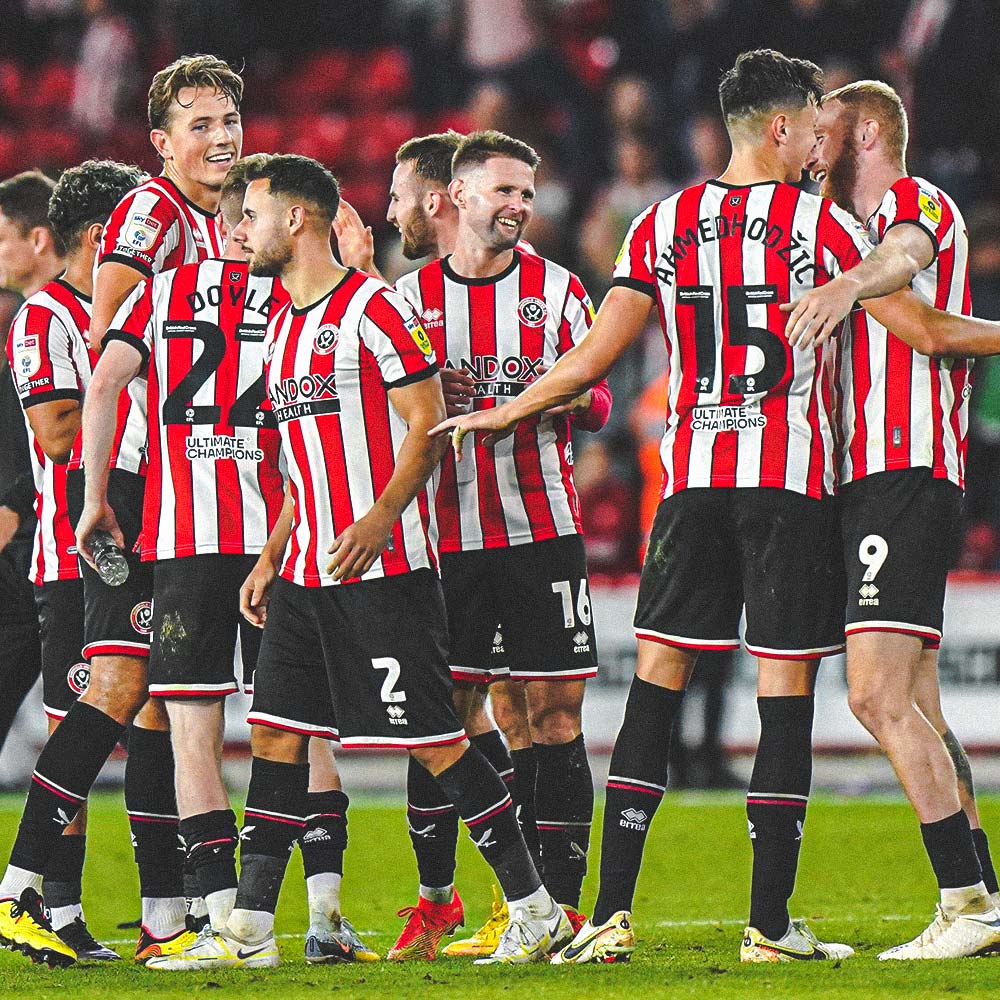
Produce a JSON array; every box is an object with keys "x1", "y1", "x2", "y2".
[
  {"x1": 0, "y1": 865, "x2": 43, "y2": 900},
  {"x1": 49, "y1": 902, "x2": 82, "y2": 931},
  {"x1": 508, "y1": 884, "x2": 557, "y2": 920},
  {"x1": 142, "y1": 896, "x2": 187, "y2": 938},
  {"x1": 942, "y1": 881, "x2": 992, "y2": 914},
  {"x1": 227, "y1": 907, "x2": 274, "y2": 944},
  {"x1": 306, "y1": 872, "x2": 342, "y2": 933},
  {"x1": 206, "y1": 887, "x2": 237, "y2": 930},
  {"x1": 419, "y1": 883, "x2": 454, "y2": 905}
]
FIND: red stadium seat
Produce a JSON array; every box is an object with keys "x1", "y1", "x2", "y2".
[
  {"x1": 31, "y1": 61, "x2": 75, "y2": 118},
  {"x1": 0, "y1": 130, "x2": 20, "y2": 174},
  {"x1": 353, "y1": 110, "x2": 419, "y2": 166},
  {"x1": 0, "y1": 61, "x2": 27, "y2": 119},
  {"x1": 283, "y1": 112, "x2": 351, "y2": 168},
  {"x1": 350, "y1": 48, "x2": 412, "y2": 108},
  {"x1": 21, "y1": 127, "x2": 82, "y2": 170},
  {"x1": 278, "y1": 50, "x2": 354, "y2": 112},
  {"x1": 241, "y1": 115, "x2": 284, "y2": 155}
]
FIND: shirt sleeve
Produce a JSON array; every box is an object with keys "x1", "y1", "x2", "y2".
[
  {"x1": 610, "y1": 203, "x2": 659, "y2": 297},
  {"x1": 5, "y1": 303, "x2": 82, "y2": 407},
  {"x1": 99, "y1": 187, "x2": 180, "y2": 278},
  {"x1": 819, "y1": 201, "x2": 874, "y2": 279},
  {"x1": 876, "y1": 177, "x2": 947, "y2": 261},
  {"x1": 103, "y1": 279, "x2": 154, "y2": 364},
  {"x1": 359, "y1": 285, "x2": 439, "y2": 388}
]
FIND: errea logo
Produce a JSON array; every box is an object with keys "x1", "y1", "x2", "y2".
[
  {"x1": 573, "y1": 631, "x2": 590, "y2": 653},
  {"x1": 620, "y1": 808, "x2": 648, "y2": 831},
  {"x1": 387, "y1": 704, "x2": 408, "y2": 725},
  {"x1": 421, "y1": 307, "x2": 443, "y2": 327}
]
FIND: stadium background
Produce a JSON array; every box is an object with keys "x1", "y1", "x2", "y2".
[{"x1": 2, "y1": 0, "x2": 1000, "y2": 792}]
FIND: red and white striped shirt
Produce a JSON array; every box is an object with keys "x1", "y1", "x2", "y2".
[
  {"x1": 836, "y1": 176, "x2": 972, "y2": 488},
  {"x1": 97, "y1": 176, "x2": 225, "y2": 475},
  {"x1": 264, "y1": 268, "x2": 439, "y2": 587},
  {"x1": 7, "y1": 280, "x2": 91, "y2": 584},
  {"x1": 396, "y1": 250, "x2": 597, "y2": 551},
  {"x1": 107, "y1": 259, "x2": 286, "y2": 561},
  {"x1": 99, "y1": 175, "x2": 224, "y2": 278},
  {"x1": 613, "y1": 180, "x2": 871, "y2": 499}
]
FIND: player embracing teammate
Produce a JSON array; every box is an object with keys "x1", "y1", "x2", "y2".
[
  {"x1": 803, "y1": 80, "x2": 1000, "y2": 960},
  {"x1": 434, "y1": 48, "x2": 983, "y2": 964}
]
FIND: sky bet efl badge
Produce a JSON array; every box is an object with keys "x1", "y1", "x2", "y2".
[
  {"x1": 406, "y1": 316, "x2": 433, "y2": 357},
  {"x1": 13, "y1": 333, "x2": 40, "y2": 379},
  {"x1": 125, "y1": 212, "x2": 161, "y2": 251},
  {"x1": 918, "y1": 190, "x2": 942, "y2": 225}
]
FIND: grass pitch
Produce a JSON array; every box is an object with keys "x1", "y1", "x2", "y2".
[{"x1": 1, "y1": 791, "x2": 998, "y2": 999}]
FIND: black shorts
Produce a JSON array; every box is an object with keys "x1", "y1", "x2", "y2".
[
  {"x1": 840, "y1": 468, "x2": 962, "y2": 647},
  {"x1": 635, "y1": 488, "x2": 845, "y2": 659},
  {"x1": 34, "y1": 578, "x2": 87, "y2": 720},
  {"x1": 148, "y1": 554, "x2": 260, "y2": 698},
  {"x1": 248, "y1": 570, "x2": 465, "y2": 749},
  {"x1": 67, "y1": 469, "x2": 153, "y2": 659},
  {"x1": 440, "y1": 535, "x2": 599, "y2": 683}
]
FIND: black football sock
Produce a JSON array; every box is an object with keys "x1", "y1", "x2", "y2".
[
  {"x1": 534, "y1": 734, "x2": 593, "y2": 909},
  {"x1": 972, "y1": 828, "x2": 999, "y2": 896},
  {"x1": 510, "y1": 746, "x2": 542, "y2": 870},
  {"x1": 235, "y1": 758, "x2": 309, "y2": 914},
  {"x1": 746, "y1": 696, "x2": 813, "y2": 941},
  {"x1": 406, "y1": 754, "x2": 459, "y2": 890},
  {"x1": 472, "y1": 729, "x2": 514, "y2": 785},
  {"x1": 179, "y1": 808, "x2": 239, "y2": 928},
  {"x1": 593, "y1": 677, "x2": 683, "y2": 924},
  {"x1": 429, "y1": 744, "x2": 542, "y2": 902},
  {"x1": 300, "y1": 789, "x2": 349, "y2": 879},
  {"x1": 8, "y1": 702, "x2": 124, "y2": 876},
  {"x1": 125, "y1": 726, "x2": 184, "y2": 900},
  {"x1": 921, "y1": 810, "x2": 983, "y2": 890},
  {"x1": 42, "y1": 834, "x2": 86, "y2": 923}
]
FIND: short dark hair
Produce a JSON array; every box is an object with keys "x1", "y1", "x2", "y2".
[
  {"x1": 0, "y1": 171, "x2": 56, "y2": 235},
  {"x1": 396, "y1": 131, "x2": 463, "y2": 187},
  {"x1": 242, "y1": 154, "x2": 340, "y2": 226},
  {"x1": 452, "y1": 130, "x2": 540, "y2": 175},
  {"x1": 48, "y1": 160, "x2": 147, "y2": 256},
  {"x1": 220, "y1": 153, "x2": 273, "y2": 228},
  {"x1": 718, "y1": 49, "x2": 823, "y2": 126},
  {"x1": 148, "y1": 53, "x2": 244, "y2": 130}
]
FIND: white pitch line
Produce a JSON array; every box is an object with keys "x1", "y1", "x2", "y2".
[{"x1": 654, "y1": 914, "x2": 917, "y2": 928}]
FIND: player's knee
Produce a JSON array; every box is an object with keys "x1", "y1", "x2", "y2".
[
  {"x1": 526, "y1": 702, "x2": 581, "y2": 745},
  {"x1": 410, "y1": 738, "x2": 469, "y2": 775},
  {"x1": 847, "y1": 682, "x2": 908, "y2": 735},
  {"x1": 81, "y1": 663, "x2": 148, "y2": 722},
  {"x1": 250, "y1": 724, "x2": 309, "y2": 764}
]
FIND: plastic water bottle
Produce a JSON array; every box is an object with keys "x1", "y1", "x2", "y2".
[{"x1": 91, "y1": 530, "x2": 129, "y2": 587}]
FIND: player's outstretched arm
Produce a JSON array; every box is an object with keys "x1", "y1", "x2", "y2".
[
  {"x1": 76, "y1": 340, "x2": 143, "y2": 565},
  {"x1": 241, "y1": 486, "x2": 294, "y2": 627},
  {"x1": 90, "y1": 261, "x2": 147, "y2": 352},
  {"x1": 326, "y1": 373, "x2": 448, "y2": 581},
  {"x1": 429, "y1": 284, "x2": 651, "y2": 456},
  {"x1": 863, "y1": 288, "x2": 1000, "y2": 358},
  {"x1": 784, "y1": 222, "x2": 935, "y2": 349}
]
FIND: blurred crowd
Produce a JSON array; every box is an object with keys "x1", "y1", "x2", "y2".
[{"x1": 2, "y1": 0, "x2": 1000, "y2": 572}]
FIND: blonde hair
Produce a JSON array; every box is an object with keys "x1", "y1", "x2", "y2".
[
  {"x1": 148, "y1": 54, "x2": 244, "y2": 131},
  {"x1": 823, "y1": 80, "x2": 908, "y2": 166}
]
